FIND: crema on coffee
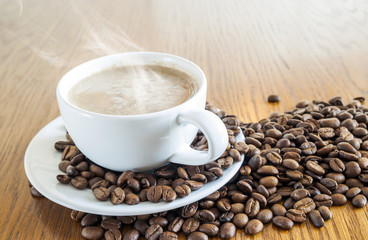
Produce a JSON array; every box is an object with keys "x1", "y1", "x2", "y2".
[{"x1": 68, "y1": 65, "x2": 196, "y2": 115}]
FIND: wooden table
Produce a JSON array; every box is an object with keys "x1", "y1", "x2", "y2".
[{"x1": 1, "y1": 0, "x2": 368, "y2": 239}]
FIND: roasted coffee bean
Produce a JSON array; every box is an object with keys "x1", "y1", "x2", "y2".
[
  {"x1": 105, "y1": 227, "x2": 122, "y2": 240},
  {"x1": 71, "y1": 176, "x2": 88, "y2": 189},
  {"x1": 145, "y1": 224, "x2": 163, "y2": 240},
  {"x1": 182, "y1": 218, "x2": 200, "y2": 234},
  {"x1": 123, "y1": 229, "x2": 139, "y2": 240},
  {"x1": 291, "y1": 189, "x2": 310, "y2": 201},
  {"x1": 256, "y1": 209, "x2": 273, "y2": 224},
  {"x1": 251, "y1": 192, "x2": 267, "y2": 208},
  {"x1": 58, "y1": 160, "x2": 71, "y2": 173},
  {"x1": 329, "y1": 158, "x2": 345, "y2": 172},
  {"x1": 81, "y1": 214, "x2": 100, "y2": 227},
  {"x1": 111, "y1": 187, "x2": 125, "y2": 204},
  {"x1": 147, "y1": 186, "x2": 163, "y2": 203},
  {"x1": 361, "y1": 187, "x2": 368, "y2": 198},
  {"x1": 345, "y1": 187, "x2": 361, "y2": 198},
  {"x1": 282, "y1": 159, "x2": 299, "y2": 170},
  {"x1": 175, "y1": 184, "x2": 191, "y2": 197},
  {"x1": 259, "y1": 176, "x2": 278, "y2": 188},
  {"x1": 318, "y1": 127, "x2": 335, "y2": 139},
  {"x1": 117, "y1": 171, "x2": 135, "y2": 187},
  {"x1": 198, "y1": 223, "x2": 219, "y2": 237},
  {"x1": 318, "y1": 206, "x2": 332, "y2": 221},
  {"x1": 162, "y1": 186, "x2": 177, "y2": 202},
  {"x1": 187, "y1": 232, "x2": 208, "y2": 240},
  {"x1": 91, "y1": 179, "x2": 110, "y2": 190},
  {"x1": 319, "y1": 118, "x2": 340, "y2": 128},
  {"x1": 76, "y1": 161, "x2": 89, "y2": 172},
  {"x1": 181, "y1": 202, "x2": 198, "y2": 218},
  {"x1": 54, "y1": 140, "x2": 73, "y2": 151},
  {"x1": 306, "y1": 161, "x2": 325, "y2": 175},
  {"x1": 230, "y1": 213, "x2": 248, "y2": 228},
  {"x1": 237, "y1": 180, "x2": 253, "y2": 194},
  {"x1": 230, "y1": 203, "x2": 245, "y2": 213},
  {"x1": 271, "y1": 204, "x2": 286, "y2": 216},
  {"x1": 218, "y1": 212, "x2": 234, "y2": 223},
  {"x1": 272, "y1": 216, "x2": 294, "y2": 230},
  {"x1": 285, "y1": 209, "x2": 306, "y2": 223},
  {"x1": 105, "y1": 172, "x2": 118, "y2": 185},
  {"x1": 266, "y1": 152, "x2": 282, "y2": 165},
  {"x1": 320, "y1": 178, "x2": 337, "y2": 190},
  {"x1": 267, "y1": 193, "x2": 282, "y2": 205},
  {"x1": 81, "y1": 226, "x2": 104, "y2": 240},
  {"x1": 133, "y1": 220, "x2": 149, "y2": 235},
  {"x1": 268, "y1": 94, "x2": 281, "y2": 103},
  {"x1": 219, "y1": 222, "x2": 236, "y2": 239},
  {"x1": 344, "y1": 161, "x2": 361, "y2": 178},
  {"x1": 71, "y1": 210, "x2": 86, "y2": 222},
  {"x1": 200, "y1": 200, "x2": 215, "y2": 209},
  {"x1": 245, "y1": 219, "x2": 263, "y2": 235},
  {"x1": 66, "y1": 165, "x2": 78, "y2": 177},
  {"x1": 300, "y1": 142, "x2": 317, "y2": 155},
  {"x1": 334, "y1": 184, "x2": 349, "y2": 194},
  {"x1": 57, "y1": 174, "x2": 71, "y2": 184},
  {"x1": 198, "y1": 210, "x2": 216, "y2": 222},
  {"x1": 313, "y1": 194, "x2": 333, "y2": 207},
  {"x1": 101, "y1": 218, "x2": 121, "y2": 230},
  {"x1": 352, "y1": 194, "x2": 367, "y2": 208},
  {"x1": 331, "y1": 193, "x2": 347, "y2": 206},
  {"x1": 245, "y1": 198, "x2": 260, "y2": 217},
  {"x1": 283, "y1": 197, "x2": 296, "y2": 210},
  {"x1": 308, "y1": 210, "x2": 324, "y2": 228},
  {"x1": 168, "y1": 217, "x2": 184, "y2": 233},
  {"x1": 125, "y1": 193, "x2": 140, "y2": 205},
  {"x1": 93, "y1": 187, "x2": 110, "y2": 201},
  {"x1": 293, "y1": 197, "x2": 315, "y2": 214},
  {"x1": 149, "y1": 217, "x2": 169, "y2": 228},
  {"x1": 257, "y1": 185, "x2": 270, "y2": 198},
  {"x1": 231, "y1": 193, "x2": 248, "y2": 203},
  {"x1": 159, "y1": 232, "x2": 178, "y2": 240},
  {"x1": 217, "y1": 198, "x2": 231, "y2": 212},
  {"x1": 61, "y1": 145, "x2": 78, "y2": 160}
]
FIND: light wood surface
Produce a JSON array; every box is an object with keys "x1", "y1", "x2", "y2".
[{"x1": 1, "y1": 0, "x2": 368, "y2": 239}]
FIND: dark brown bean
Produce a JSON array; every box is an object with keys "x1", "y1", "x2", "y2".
[{"x1": 272, "y1": 216, "x2": 294, "y2": 230}]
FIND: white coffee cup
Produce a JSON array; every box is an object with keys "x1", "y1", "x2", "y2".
[{"x1": 56, "y1": 52, "x2": 228, "y2": 171}]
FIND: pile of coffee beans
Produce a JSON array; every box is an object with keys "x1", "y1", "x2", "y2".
[
  {"x1": 31, "y1": 96, "x2": 368, "y2": 240},
  {"x1": 54, "y1": 103, "x2": 244, "y2": 205}
]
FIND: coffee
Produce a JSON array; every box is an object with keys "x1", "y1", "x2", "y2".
[{"x1": 68, "y1": 65, "x2": 196, "y2": 115}]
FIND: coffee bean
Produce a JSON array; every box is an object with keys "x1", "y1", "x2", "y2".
[
  {"x1": 122, "y1": 229, "x2": 139, "y2": 240},
  {"x1": 111, "y1": 187, "x2": 125, "y2": 204},
  {"x1": 285, "y1": 209, "x2": 306, "y2": 223},
  {"x1": 81, "y1": 214, "x2": 100, "y2": 227},
  {"x1": 344, "y1": 161, "x2": 361, "y2": 178},
  {"x1": 266, "y1": 152, "x2": 283, "y2": 165},
  {"x1": 245, "y1": 198, "x2": 260, "y2": 217},
  {"x1": 245, "y1": 219, "x2": 263, "y2": 235},
  {"x1": 182, "y1": 218, "x2": 200, "y2": 234},
  {"x1": 93, "y1": 187, "x2": 110, "y2": 201},
  {"x1": 149, "y1": 217, "x2": 169, "y2": 228},
  {"x1": 331, "y1": 193, "x2": 347, "y2": 206},
  {"x1": 71, "y1": 210, "x2": 86, "y2": 222},
  {"x1": 313, "y1": 194, "x2": 333, "y2": 207},
  {"x1": 217, "y1": 198, "x2": 231, "y2": 212},
  {"x1": 82, "y1": 226, "x2": 104, "y2": 240},
  {"x1": 198, "y1": 210, "x2": 216, "y2": 222},
  {"x1": 283, "y1": 197, "x2": 296, "y2": 210},
  {"x1": 133, "y1": 220, "x2": 149, "y2": 235},
  {"x1": 259, "y1": 176, "x2": 278, "y2": 188},
  {"x1": 230, "y1": 203, "x2": 245, "y2": 213},
  {"x1": 271, "y1": 203, "x2": 286, "y2": 216},
  {"x1": 308, "y1": 210, "x2": 324, "y2": 228},
  {"x1": 125, "y1": 193, "x2": 140, "y2": 205},
  {"x1": 145, "y1": 224, "x2": 163, "y2": 240},
  {"x1": 293, "y1": 197, "x2": 315, "y2": 214},
  {"x1": 168, "y1": 217, "x2": 184, "y2": 233},
  {"x1": 352, "y1": 194, "x2": 367, "y2": 208},
  {"x1": 329, "y1": 158, "x2": 345, "y2": 172},
  {"x1": 334, "y1": 184, "x2": 349, "y2": 194},
  {"x1": 181, "y1": 202, "x2": 198, "y2": 218},
  {"x1": 318, "y1": 206, "x2": 332, "y2": 221},
  {"x1": 345, "y1": 187, "x2": 361, "y2": 198},
  {"x1": 219, "y1": 222, "x2": 236, "y2": 239},
  {"x1": 117, "y1": 171, "x2": 135, "y2": 187},
  {"x1": 291, "y1": 189, "x2": 310, "y2": 201},
  {"x1": 272, "y1": 216, "x2": 294, "y2": 230},
  {"x1": 147, "y1": 186, "x2": 163, "y2": 203},
  {"x1": 159, "y1": 231, "x2": 178, "y2": 240},
  {"x1": 105, "y1": 227, "x2": 121, "y2": 240},
  {"x1": 256, "y1": 209, "x2": 273, "y2": 224},
  {"x1": 101, "y1": 218, "x2": 121, "y2": 230},
  {"x1": 319, "y1": 118, "x2": 340, "y2": 128},
  {"x1": 301, "y1": 142, "x2": 317, "y2": 155},
  {"x1": 71, "y1": 176, "x2": 88, "y2": 189},
  {"x1": 268, "y1": 94, "x2": 281, "y2": 103},
  {"x1": 187, "y1": 232, "x2": 208, "y2": 240},
  {"x1": 306, "y1": 161, "x2": 325, "y2": 175},
  {"x1": 57, "y1": 174, "x2": 71, "y2": 184},
  {"x1": 175, "y1": 184, "x2": 191, "y2": 197}
]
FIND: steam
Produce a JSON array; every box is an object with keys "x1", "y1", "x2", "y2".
[{"x1": 2, "y1": 0, "x2": 143, "y2": 67}]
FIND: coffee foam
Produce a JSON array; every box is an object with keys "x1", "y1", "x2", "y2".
[{"x1": 68, "y1": 65, "x2": 196, "y2": 115}]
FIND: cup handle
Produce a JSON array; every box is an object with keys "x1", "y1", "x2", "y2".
[{"x1": 169, "y1": 109, "x2": 228, "y2": 165}]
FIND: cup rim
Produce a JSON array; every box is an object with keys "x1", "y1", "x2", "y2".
[{"x1": 56, "y1": 52, "x2": 207, "y2": 119}]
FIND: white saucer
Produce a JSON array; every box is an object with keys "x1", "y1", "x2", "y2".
[{"x1": 24, "y1": 117, "x2": 244, "y2": 216}]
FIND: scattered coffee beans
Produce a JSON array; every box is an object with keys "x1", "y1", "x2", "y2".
[{"x1": 30, "y1": 97, "x2": 368, "y2": 239}]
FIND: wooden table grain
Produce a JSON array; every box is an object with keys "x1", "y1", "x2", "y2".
[{"x1": 1, "y1": 0, "x2": 368, "y2": 239}]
